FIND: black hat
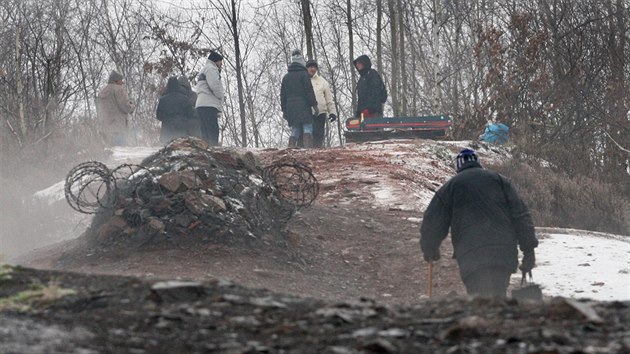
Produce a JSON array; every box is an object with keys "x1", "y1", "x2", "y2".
[
  {"x1": 208, "y1": 51, "x2": 224, "y2": 62},
  {"x1": 305, "y1": 60, "x2": 318, "y2": 68},
  {"x1": 108, "y1": 70, "x2": 123, "y2": 82}
]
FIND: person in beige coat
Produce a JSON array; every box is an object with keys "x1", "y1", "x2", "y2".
[
  {"x1": 96, "y1": 70, "x2": 135, "y2": 146},
  {"x1": 306, "y1": 60, "x2": 337, "y2": 148}
]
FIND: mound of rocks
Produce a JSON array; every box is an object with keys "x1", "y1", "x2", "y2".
[{"x1": 76, "y1": 138, "x2": 309, "y2": 249}]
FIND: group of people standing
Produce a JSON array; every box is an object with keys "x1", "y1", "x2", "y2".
[
  {"x1": 96, "y1": 51, "x2": 225, "y2": 147},
  {"x1": 156, "y1": 51, "x2": 225, "y2": 146},
  {"x1": 97, "y1": 49, "x2": 388, "y2": 148},
  {"x1": 280, "y1": 50, "x2": 388, "y2": 148}
]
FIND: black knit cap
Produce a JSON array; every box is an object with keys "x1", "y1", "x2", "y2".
[
  {"x1": 305, "y1": 60, "x2": 318, "y2": 68},
  {"x1": 208, "y1": 51, "x2": 224, "y2": 62}
]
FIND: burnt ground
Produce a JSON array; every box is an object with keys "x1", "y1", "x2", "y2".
[
  {"x1": 5, "y1": 141, "x2": 630, "y2": 352},
  {"x1": 1, "y1": 266, "x2": 629, "y2": 353}
]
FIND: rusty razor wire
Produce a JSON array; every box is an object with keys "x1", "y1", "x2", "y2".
[
  {"x1": 262, "y1": 157, "x2": 319, "y2": 209},
  {"x1": 65, "y1": 154, "x2": 318, "y2": 216},
  {"x1": 64, "y1": 162, "x2": 157, "y2": 214}
]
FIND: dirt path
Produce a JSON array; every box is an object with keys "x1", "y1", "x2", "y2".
[
  {"x1": 18, "y1": 142, "x2": 478, "y2": 304},
  {"x1": 22, "y1": 202, "x2": 465, "y2": 305}
]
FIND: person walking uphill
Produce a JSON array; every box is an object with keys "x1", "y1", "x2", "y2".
[
  {"x1": 420, "y1": 149, "x2": 538, "y2": 297},
  {"x1": 281, "y1": 50, "x2": 318, "y2": 148},
  {"x1": 156, "y1": 77, "x2": 195, "y2": 144},
  {"x1": 353, "y1": 55, "x2": 387, "y2": 119},
  {"x1": 306, "y1": 60, "x2": 337, "y2": 148},
  {"x1": 196, "y1": 50, "x2": 224, "y2": 146},
  {"x1": 96, "y1": 70, "x2": 135, "y2": 146}
]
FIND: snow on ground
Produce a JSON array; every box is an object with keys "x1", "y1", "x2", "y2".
[
  {"x1": 109, "y1": 146, "x2": 160, "y2": 164},
  {"x1": 526, "y1": 230, "x2": 630, "y2": 301},
  {"x1": 33, "y1": 146, "x2": 161, "y2": 205}
]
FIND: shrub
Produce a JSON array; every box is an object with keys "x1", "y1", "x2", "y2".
[{"x1": 487, "y1": 160, "x2": 630, "y2": 235}]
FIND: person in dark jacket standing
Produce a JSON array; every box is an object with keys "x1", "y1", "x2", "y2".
[
  {"x1": 156, "y1": 77, "x2": 195, "y2": 144},
  {"x1": 353, "y1": 55, "x2": 387, "y2": 118},
  {"x1": 420, "y1": 149, "x2": 538, "y2": 297},
  {"x1": 178, "y1": 76, "x2": 201, "y2": 138},
  {"x1": 195, "y1": 50, "x2": 224, "y2": 146},
  {"x1": 281, "y1": 49, "x2": 318, "y2": 148}
]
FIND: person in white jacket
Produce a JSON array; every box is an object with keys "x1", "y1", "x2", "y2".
[
  {"x1": 195, "y1": 51, "x2": 224, "y2": 146},
  {"x1": 306, "y1": 60, "x2": 337, "y2": 148}
]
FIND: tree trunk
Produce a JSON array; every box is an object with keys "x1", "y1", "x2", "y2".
[
  {"x1": 15, "y1": 22, "x2": 26, "y2": 143},
  {"x1": 431, "y1": 0, "x2": 442, "y2": 114},
  {"x1": 346, "y1": 0, "x2": 356, "y2": 116},
  {"x1": 398, "y1": 0, "x2": 407, "y2": 116},
  {"x1": 376, "y1": 0, "x2": 383, "y2": 74},
  {"x1": 231, "y1": 0, "x2": 247, "y2": 147},
  {"x1": 301, "y1": 0, "x2": 314, "y2": 60},
  {"x1": 388, "y1": 0, "x2": 399, "y2": 116}
]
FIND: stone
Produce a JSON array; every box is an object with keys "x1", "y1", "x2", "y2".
[
  {"x1": 175, "y1": 213, "x2": 193, "y2": 228},
  {"x1": 145, "y1": 218, "x2": 165, "y2": 234},
  {"x1": 179, "y1": 170, "x2": 200, "y2": 190},
  {"x1": 96, "y1": 216, "x2": 128, "y2": 241},
  {"x1": 159, "y1": 172, "x2": 182, "y2": 193},
  {"x1": 150, "y1": 281, "x2": 205, "y2": 302}
]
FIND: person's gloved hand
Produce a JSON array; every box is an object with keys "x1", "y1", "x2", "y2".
[
  {"x1": 423, "y1": 249, "x2": 440, "y2": 262},
  {"x1": 361, "y1": 109, "x2": 370, "y2": 117},
  {"x1": 329, "y1": 113, "x2": 337, "y2": 122},
  {"x1": 312, "y1": 107, "x2": 319, "y2": 116},
  {"x1": 519, "y1": 250, "x2": 536, "y2": 273}
]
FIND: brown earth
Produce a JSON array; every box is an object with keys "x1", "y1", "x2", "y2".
[
  {"x1": 19, "y1": 141, "x2": 472, "y2": 305},
  {"x1": 4, "y1": 141, "x2": 630, "y2": 353}
]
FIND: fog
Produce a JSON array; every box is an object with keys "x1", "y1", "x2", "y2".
[{"x1": 0, "y1": 171, "x2": 82, "y2": 261}]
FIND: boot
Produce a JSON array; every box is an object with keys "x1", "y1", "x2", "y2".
[
  {"x1": 303, "y1": 133, "x2": 313, "y2": 148},
  {"x1": 288, "y1": 136, "x2": 298, "y2": 148}
]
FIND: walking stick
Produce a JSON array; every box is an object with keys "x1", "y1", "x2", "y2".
[{"x1": 428, "y1": 260, "x2": 434, "y2": 298}]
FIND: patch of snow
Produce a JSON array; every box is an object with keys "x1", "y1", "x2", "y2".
[
  {"x1": 33, "y1": 181, "x2": 66, "y2": 205},
  {"x1": 525, "y1": 232, "x2": 630, "y2": 301},
  {"x1": 109, "y1": 146, "x2": 160, "y2": 164},
  {"x1": 248, "y1": 175, "x2": 264, "y2": 186}
]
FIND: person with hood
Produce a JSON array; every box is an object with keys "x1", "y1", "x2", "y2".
[
  {"x1": 353, "y1": 55, "x2": 387, "y2": 118},
  {"x1": 178, "y1": 76, "x2": 201, "y2": 138},
  {"x1": 420, "y1": 149, "x2": 538, "y2": 297},
  {"x1": 195, "y1": 50, "x2": 224, "y2": 146},
  {"x1": 281, "y1": 49, "x2": 318, "y2": 148},
  {"x1": 306, "y1": 59, "x2": 337, "y2": 148},
  {"x1": 156, "y1": 77, "x2": 195, "y2": 143},
  {"x1": 96, "y1": 70, "x2": 135, "y2": 146}
]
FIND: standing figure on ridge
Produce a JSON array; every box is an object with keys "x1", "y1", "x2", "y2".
[
  {"x1": 306, "y1": 59, "x2": 337, "y2": 148},
  {"x1": 353, "y1": 55, "x2": 387, "y2": 119},
  {"x1": 281, "y1": 49, "x2": 318, "y2": 148},
  {"x1": 195, "y1": 50, "x2": 225, "y2": 146},
  {"x1": 96, "y1": 70, "x2": 135, "y2": 146}
]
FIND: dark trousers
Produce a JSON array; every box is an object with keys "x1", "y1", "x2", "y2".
[
  {"x1": 462, "y1": 267, "x2": 512, "y2": 298},
  {"x1": 312, "y1": 113, "x2": 327, "y2": 148},
  {"x1": 196, "y1": 107, "x2": 220, "y2": 146}
]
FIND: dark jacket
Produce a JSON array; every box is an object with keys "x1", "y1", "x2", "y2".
[
  {"x1": 420, "y1": 161, "x2": 538, "y2": 280},
  {"x1": 157, "y1": 77, "x2": 195, "y2": 143},
  {"x1": 353, "y1": 55, "x2": 387, "y2": 117},
  {"x1": 280, "y1": 62, "x2": 317, "y2": 126}
]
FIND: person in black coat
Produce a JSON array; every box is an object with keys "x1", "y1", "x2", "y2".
[
  {"x1": 156, "y1": 77, "x2": 195, "y2": 144},
  {"x1": 281, "y1": 49, "x2": 318, "y2": 148},
  {"x1": 353, "y1": 55, "x2": 387, "y2": 118},
  {"x1": 178, "y1": 76, "x2": 201, "y2": 138},
  {"x1": 420, "y1": 149, "x2": 538, "y2": 297}
]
